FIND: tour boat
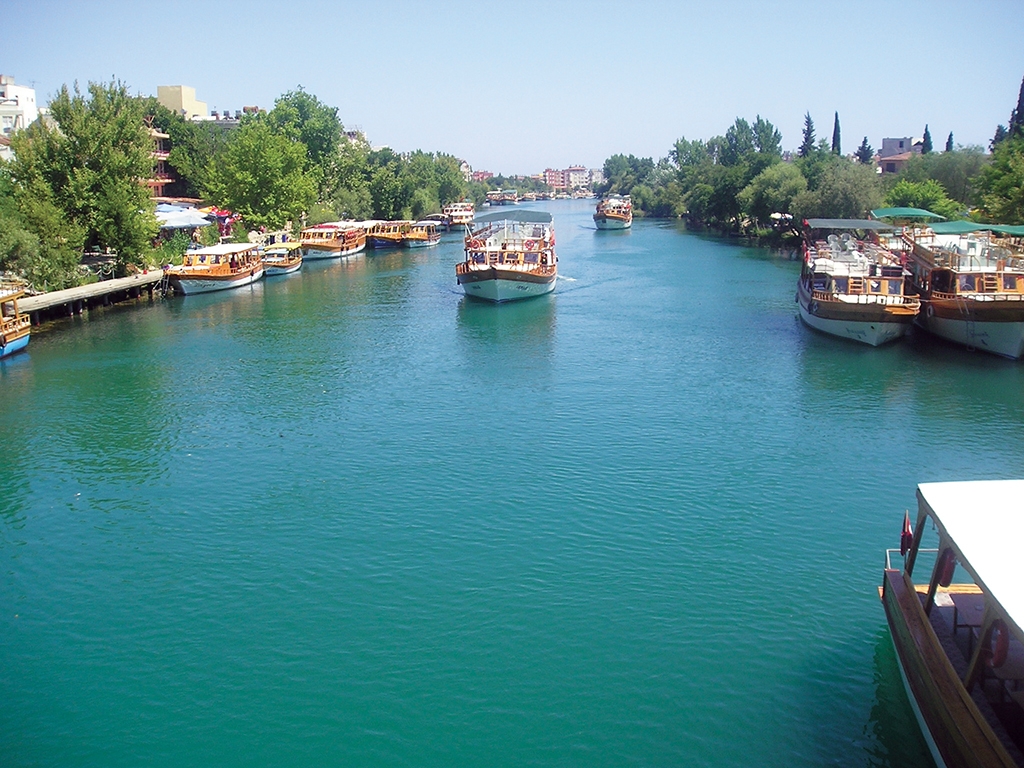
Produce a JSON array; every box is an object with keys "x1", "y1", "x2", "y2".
[
  {"x1": 881, "y1": 479, "x2": 1024, "y2": 768},
  {"x1": 796, "y1": 219, "x2": 920, "y2": 346},
  {"x1": 262, "y1": 241, "x2": 303, "y2": 275},
  {"x1": 0, "y1": 288, "x2": 31, "y2": 359},
  {"x1": 168, "y1": 243, "x2": 264, "y2": 295},
  {"x1": 903, "y1": 225, "x2": 1024, "y2": 359},
  {"x1": 456, "y1": 210, "x2": 557, "y2": 302},
  {"x1": 593, "y1": 194, "x2": 632, "y2": 230},
  {"x1": 403, "y1": 221, "x2": 440, "y2": 248},
  {"x1": 300, "y1": 223, "x2": 366, "y2": 260},
  {"x1": 366, "y1": 221, "x2": 410, "y2": 249},
  {"x1": 486, "y1": 189, "x2": 518, "y2": 206},
  {"x1": 442, "y1": 201, "x2": 475, "y2": 228}
]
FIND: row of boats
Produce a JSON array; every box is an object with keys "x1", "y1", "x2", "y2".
[{"x1": 797, "y1": 218, "x2": 1024, "y2": 359}]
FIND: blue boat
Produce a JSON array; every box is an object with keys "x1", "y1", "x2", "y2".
[{"x1": 0, "y1": 289, "x2": 30, "y2": 358}]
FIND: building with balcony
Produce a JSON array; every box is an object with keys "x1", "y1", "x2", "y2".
[{"x1": 0, "y1": 75, "x2": 39, "y2": 143}]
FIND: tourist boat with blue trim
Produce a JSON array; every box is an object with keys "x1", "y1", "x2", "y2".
[
  {"x1": 881, "y1": 479, "x2": 1024, "y2": 768},
  {"x1": 262, "y1": 241, "x2": 303, "y2": 275},
  {"x1": 0, "y1": 288, "x2": 31, "y2": 359},
  {"x1": 403, "y1": 221, "x2": 441, "y2": 248},
  {"x1": 797, "y1": 219, "x2": 920, "y2": 346},
  {"x1": 903, "y1": 222, "x2": 1024, "y2": 359},
  {"x1": 168, "y1": 243, "x2": 264, "y2": 295},
  {"x1": 593, "y1": 194, "x2": 632, "y2": 230},
  {"x1": 300, "y1": 223, "x2": 366, "y2": 260},
  {"x1": 456, "y1": 210, "x2": 556, "y2": 302},
  {"x1": 366, "y1": 221, "x2": 410, "y2": 249}
]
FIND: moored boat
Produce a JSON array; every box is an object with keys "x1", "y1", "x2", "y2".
[
  {"x1": 0, "y1": 288, "x2": 31, "y2": 359},
  {"x1": 403, "y1": 221, "x2": 440, "y2": 248},
  {"x1": 456, "y1": 210, "x2": 557, "y2": 302},
  {"x1": 168, "y1": 244, "x2": 264, "y2": 295},
  {"x1": 881, "y1": 480, "x2": 1024, "y2": 768},
  {"x1": 300, "y1": 223, "x2": 366, "y2": 260},
  {"x1": 594, "y1": 194, "x2": 632, "y2": 230},
  {"x1": 262, "y1": 241, "x2": 303, "y2": 275},
  {"x1": 366, "y1": 221, "x2": 410, "y2": 249},
  {"x1": 442, "y1": 201, "x2": 475, "y2": 228},
  {"x1": 796, "y1": 219, "x2": 920, "y2": 346},
  {"x1": 903, "y1": 223, "x2": 1024, "y2": 359},
  {"x1": 486, "y1": 189, "x2": 519, "y2": 206}
]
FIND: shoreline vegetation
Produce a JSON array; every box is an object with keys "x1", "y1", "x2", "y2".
[{"x1": 1, "y1": 78, "x2": 1023, "y2": 296}]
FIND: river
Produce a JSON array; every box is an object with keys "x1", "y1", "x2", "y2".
[{"x1": 4, "y1": 198, "x2": 1023, "y2": 766}]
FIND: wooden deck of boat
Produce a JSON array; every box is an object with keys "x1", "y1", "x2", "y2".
[{"x1": 19, "y1": 270, "x2": 165, "y2": 314}]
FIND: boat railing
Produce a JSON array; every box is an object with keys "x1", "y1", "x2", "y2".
[
  {"x1": 886, "y1": 547, "x2": 939, "y2": 571},
  {"x1": 1, "y1": 313, "x2": 30, "y2": 335},
  {"x1": 812, "y1": 289, "x2": 919, "y2": 306}
]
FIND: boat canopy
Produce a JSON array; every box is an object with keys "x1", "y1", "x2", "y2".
[
  {"x1": 473, "y1": 210, "x2": 553, "y2": 224},
  {"x1": 871, "y1": 207, "x2": 946, "y2": 221},
  {"x1": 929, "y1": 221, "x2": 1024, "y2": 237},
  {"x1": 190, "y1": 243, "x2": 257, "y2": 256},
  {"x1": 805, "y1": 218, "x2": 895, "y2": 231},
  {"x1": 917, "y1": 480, "x2": 1024, "y2": 634}
]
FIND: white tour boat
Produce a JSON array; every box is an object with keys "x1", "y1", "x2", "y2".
[{"x1": 456, "y1": 210, "x2": 557, "y2": 302}]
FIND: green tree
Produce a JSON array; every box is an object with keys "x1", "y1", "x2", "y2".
[
  {"x1": 992, "y1": 124, "x2": 1009, "y2": 150},
  {"x1": 831, "y1": 112, "x2": 841, "y2": 155},
  {"x1": 922, "y1": 124, "x2": 933, "y2": 154},
  {"x1": 9, "y1": 80, "x2": 157, "y2": 273},
  {"x1": 855, "y1": 137, "x2": 873, "y2": 164},
  {"x1": 1011, "y1": 75, "x2": 1024, "y2": 137},
  {"x1": 883, "y1": 178, "x2": 961, "y2": 219},
  {"x1": 738, "y1": 163, "x2": 808, "y2": 229},
  {"x1": 945, "y1": 132, "x2": 954, "y2": 152},
  {"x1": 269, "y1": 88, "x2": 342, "y2": 197},
  {"x1": 895, "y1": 147, "x2": 987, "y2": 206},
  {"x1": 977, "y1": 134, "x2": 1024, "y2": 223},
  {"x1": 205, "y1": 117, "x2": 316, "y2": 230},
  {"x1": 792, "y1": 161, "x2": 882, "y2": 220},
  {"x1": 798, "y1": 112, "x2": 816, "y2": 158}
]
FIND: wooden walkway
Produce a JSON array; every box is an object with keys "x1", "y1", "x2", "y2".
[{"x1": 19, "y1": 270, "x2": 165, "y2": 314}]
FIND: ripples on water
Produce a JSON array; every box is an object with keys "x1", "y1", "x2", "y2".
[{"x1": 2, "y1": 200, "x2": 1019, "y2": 766}]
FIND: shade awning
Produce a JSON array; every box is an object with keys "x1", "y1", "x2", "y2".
[
  {"x1": 474, "y1": 210, "x2": 553, "y2": 224},
  {"x1": 156, "y1": 209, "x2": 212, "y2": 229},
  {"x1": 805, "y1": 218, "x2": 896, "y2": 231},
  {"x1": 871, "y1": 207, "x2": 946, "y2": 220}
]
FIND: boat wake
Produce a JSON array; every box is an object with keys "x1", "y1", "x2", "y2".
[{"x1": 556, "y1": 275, "x2": 577, "y2": 282}]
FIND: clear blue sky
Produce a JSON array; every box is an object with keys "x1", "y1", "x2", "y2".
[{"x1": 6, "y1": 0, "x2": 1024, "y2": 175}]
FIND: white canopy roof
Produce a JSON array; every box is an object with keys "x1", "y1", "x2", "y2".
[
  {"x1": 918, "y1": 480, "x2": 1024, "y2": 632},
  {"x1": 190, "y1": 243, "x2": 257, "y2": 256}
]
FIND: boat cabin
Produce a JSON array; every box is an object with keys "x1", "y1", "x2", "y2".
[{"x1": 882, "y1": 480, "x2": 1024, "y2": 766}]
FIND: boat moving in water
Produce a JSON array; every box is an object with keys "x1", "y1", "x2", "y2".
[
  {"x1": 168, "y1": 243, "x2": 264, "y2": 295},
  {"x1": 594, "y1": 194, "x2": 632, "y2": 230},
  {"x1": 456, "y1": 210, "x2": 557, "y2": 302},
  {"x1": 0, "y1": 288, "x2": 30, "y2": 358},
  {"x1": 881, "y1": 479, "x2": 1024, "y2": 768},
  {"x1": 796, "y1": 219, "x2": 920, "y2": 346},
  {"x1": 903, "y1": 223, "x2": 1024, "y2": 359},
  {"x1": 262, "y1": 241, "x2": 303, "y2": 276},
  {"x1": 300, "y1": 223, "x2": 366, "y2": 260}
]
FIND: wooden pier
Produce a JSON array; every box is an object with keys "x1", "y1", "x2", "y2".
[{"x1": 19, "y1": 269, "x2": 166, "y2": 322}]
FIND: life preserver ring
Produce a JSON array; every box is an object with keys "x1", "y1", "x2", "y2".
[
  {"x1": 985, "y1": 619, "x2": 1010, "y2": 668},
  {"x1": 468, "y1": 238, "x2": 483, "y2": 250},
  {"x1": 926, "y1": 304, "x2": 934, "y2": 318},
  {"x1": 937, "y1": 546, "x2": 957, "y2": 587},
  {"x1": 525, "y1": 239, "x2": 538, "y2": 251}
]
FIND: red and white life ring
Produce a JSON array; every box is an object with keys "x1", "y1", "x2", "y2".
[
  {"x1": 524, "y1": 239, "x2": 538, "y2": 251},
  {"x1": 985, "y1": 619, "x2": 1010, "y2": 668},
  {"x1": 468, "y1": 238, "x2": 483, "y2": 250},
  {"x1": 937, "y1": 547, "x2": 957, "y2": 587}
]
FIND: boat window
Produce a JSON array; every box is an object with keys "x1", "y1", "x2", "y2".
[
  {"x1": 1003, "y1": 275, "x2": 1021, "y2": 291},
  {"x1": 959, "y1": 274, "x2": 976, "y2": 291},
  {"x1": 833, "y1": 277, "x2": 848, "y2": 292},
  {"x1": 886, "y1": 280, "x2": 902, "y2": 295},
  {"x1": 870, "y1": 280, "x2": 882, "y2": 293},
  {"x1": 813, "y1": 276, "x2": 828, "y2": 291}
]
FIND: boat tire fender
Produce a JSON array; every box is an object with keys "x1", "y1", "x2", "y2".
[
  {"x1": 985, "y1": 619, "x2": 1010, "y2": 668},
  {"x1": 810, "y1": 301, "x2": 819, "y2": 315},
  {"x1": 926, "y1": 304, "x2": 934, "y2": 318},
  {"x1": 0, "y1": 334, "x2": 6, "y2": 349},
  {"x1": 937, "y1": 547, "x2": 957, "y2": 587}
]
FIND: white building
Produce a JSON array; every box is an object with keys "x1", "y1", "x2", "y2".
[
  {"x1": 0, "y1": 75, "x2": 39, "y2": 138},
  {"x1": 565, "y1": 165, "x2": 590, "y2": 189}
]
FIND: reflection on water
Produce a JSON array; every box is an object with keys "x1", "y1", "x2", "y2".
[
  {"x1": 455, "y1": 294, "x2": 556, "y2": 379},
  {"x1": 864, "y1": 628, "x2": 933, "y2": 766}
]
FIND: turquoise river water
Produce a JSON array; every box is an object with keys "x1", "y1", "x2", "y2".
[{"x1": 3, "y1": 199, "x2": 1024, "y2": 767}]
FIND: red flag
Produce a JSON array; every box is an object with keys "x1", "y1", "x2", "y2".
[{"x1": 900, "y1": 510, "x2": 913, "y2": 556}]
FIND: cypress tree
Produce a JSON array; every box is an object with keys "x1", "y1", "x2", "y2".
[
  {"x1": 831, "y1": 112, "x2": 841, "y2": 155},
  {"x1": 922, "y1": 124, "x2": 933, "y2": 154},
  {"x1": 992, "y1": 124, "x2": 1008, "y2": 150},
  {"x1": 798, "y1": 112, "x2": 815, "y2": 157},
  {"x1": 945, "y1": 132, "x2": 954, "y2": 152},
  {"x1": 855, "y1": 136, "x2": 873, "y2": 164},
  {"x1": 1011, "y1": 74, "x2": 1024, "y2": 136}
]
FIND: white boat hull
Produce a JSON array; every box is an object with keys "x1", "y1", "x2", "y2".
[
  {"x1": 797, "y1": 301, "x2": 909, "y2": 346},
  {"x1": 264, "y1": 262, "x2": 301, "y2": 276},
  {"x1": 302, "y1": 241, "x2": 366, "y2": 260},
  {"x1": 460, "y1": 274, "x2": 555, "y2": 302},
  {"x1": 594, "y1": 217, "x2": 631, "y2": 230},
  {"x1": 174, "y1": 268, "x2": 264, "y2": 295},
  {"x1": 918, "y1": 314, "x2": 1024, "y2": 359}
]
